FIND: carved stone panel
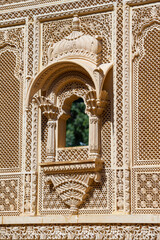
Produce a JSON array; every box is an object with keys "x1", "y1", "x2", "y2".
[
  {"x1": 0, "y1": 175, "x2": 22, "y2": 216},
  {"x1": 131, "y1": 3, "x2": 160, "y2": 215},
  {"x1": 0, "y1": 26, "x2": 24, "y2": 172},
  {"x1": 132, "y1": 4, "x2": 160, "y2": 166}
]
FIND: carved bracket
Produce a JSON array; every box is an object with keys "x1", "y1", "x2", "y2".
[
  {"x1": 41, "y1": 159, "x2": 103, "y2": 215},
  {"x1": 34, "y1": 96, "x2": 58, "y2": 120},
  {"x1": 86, "y1": 90, "x2": 108, "y2": 116}
]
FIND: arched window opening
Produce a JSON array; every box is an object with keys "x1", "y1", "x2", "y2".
[{"x1": 66, "y1": 98, "x2": 89, "y2": 147}]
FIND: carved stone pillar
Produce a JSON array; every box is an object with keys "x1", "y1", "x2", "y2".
[
  {"x1": 89, "y1": 116, "x2": 101, "y2": 158},
  {"x1": 34, "y1": 96, "x2": 59, "y2": 162},
  {"x1": 46, "y1": 120, "x2": 56, "y2": 161},
  {"x1": 86, "y1": 90, "x2": 108, "y2": 159}
]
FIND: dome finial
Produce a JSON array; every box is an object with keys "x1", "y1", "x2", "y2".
[{"x1": 72, "y1": 15, "x2": 80, "y2": 31}]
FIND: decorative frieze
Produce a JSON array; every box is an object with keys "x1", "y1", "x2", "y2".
[{"x1": 1, "y1": 224, "x2": 160, "y2": 239}]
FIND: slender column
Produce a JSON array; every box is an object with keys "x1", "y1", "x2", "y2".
[
  {"x1": 46, "y1": 120, "x2": 56, "y2": 161},
  {"x1": 89, "y1": 116, "x2": 101, "y2": 159},
  {"x1": 34, "y1": 96, "x2": 59, "y2": 162},
  {"x1": 86, "y1": 90, "x2": 108, "y2": 159}
]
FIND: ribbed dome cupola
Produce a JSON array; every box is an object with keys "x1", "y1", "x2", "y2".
[{"x1": 48, "y1": 15, "x2": 102, "y2": 65}]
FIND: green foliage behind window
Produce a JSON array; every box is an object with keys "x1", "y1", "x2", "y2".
[{"x1": 66, "y1": 98, "x2": 89, "y2": 147}]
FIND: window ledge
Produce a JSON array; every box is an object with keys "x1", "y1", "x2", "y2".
[
  {"x1": 1, "y1": 215, "x2": 160, "y2": 225},
  {"x1": 40, "y1": 159, "x2": 103, "y2": 174}
]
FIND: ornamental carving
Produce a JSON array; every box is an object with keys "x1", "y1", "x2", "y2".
[
  {"x1": 48, "y1": 15, "x2": 102, "y2": 65},
  {"x1": 1, "y1": 224, "x2": 160, "y2": 239},
  {"x1": 28, "y1": 15, "x2": 112, "y2": 214},
  {"x1": 0, "y1": 1, "x2": 160, "y2": 238}
]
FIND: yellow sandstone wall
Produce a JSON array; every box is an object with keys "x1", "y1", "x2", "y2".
[{"x1": 0, "y1": 0, "x2": 159, "y2": 238}]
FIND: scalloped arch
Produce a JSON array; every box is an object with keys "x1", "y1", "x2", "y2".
[{"x1": 26, "y1": 59, "x2": 98, "y2": 107}]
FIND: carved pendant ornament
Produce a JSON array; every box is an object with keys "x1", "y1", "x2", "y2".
[{"x1": 27, "y1": 15, "x2": 112, "y2": 214}]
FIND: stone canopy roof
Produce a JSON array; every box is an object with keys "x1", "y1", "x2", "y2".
[{"x1": 49, "y1": 15, "x2": 102, "y2": 65}]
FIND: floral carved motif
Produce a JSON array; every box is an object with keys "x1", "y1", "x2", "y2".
[
  {"x1": 1, "y1": 224, "x2": 160, "y2": 239},
  {"x1": 30, "y1": 16, "x2": 112, "y2": 214}
]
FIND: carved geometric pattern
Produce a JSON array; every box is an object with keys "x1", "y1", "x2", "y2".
[
  {"x1": 0, "y1": 27, "x2": 24, "y2": 52},
  {"x1": 27, "y1": 23, "x2": 34, "y2": 77},
  {"x1": 24, "y1": 174, "x2": 31, "y2": 213},
  {"x1": 41, "y1": 114, "x2": 48, "y2": 163},
  {"x1": 0, "y1": 0, "x2": 72, "y2": 6},
  {"x1": 123, "y1": 4, "x2": 130, "y2": 214},
  {"x1": 0, "y1": 0, "x2": 159, "y2": 226},
  {"x1": 132, "y1": 4, "x2": 160, "y2": 55},
  {"x1": 57, "y1": 81, "x2": 89, "y2": 110},
  {"x1": 115, "y1": 2, "x2": 123, "y2": 168},
  {"x1": 46, "y1": 173, "x2": 99, "y2": 214},
  {"x1": 0, "y1": 0, "x2": 114, "y2": 11},
  {"x1": 113, "y1": 2, "x2": 125, "y2": 214},
  {"x1": 0, "y1": 50, "x2": 21, "y2": 171},
  {"x1": 25, "y1": 104, "x2": 32, "y2": 171},
  {"x1": 133, "y1": 26, "x2": 160, "y2": 165},
  {"x1": 1, "y1": 224, "x2": 160, "y2": 239},
  {"x1": 0, "y1": 175, "x2": 22, "y2": 215},
  {"x1": 39, "y1": 172, "x2": 68, "y2": 215},
  {"x1": 39, "y1": 170, "x2": 113, "y2": 215},
  {"x1": 31, "y1": 100, "x2": 39, "y2": 173},
  {"x1": 131, "y1": 3, "x2": 160, "y2": 217},
  {"x1": 42, "y1": 12, "x2": 112, "y2": 67},
  {"x1": 79, "y1": 169, "x2": 113, "y2": 214},
  {"x1": 101, "y1": 100, "x2": 112, "y2": 168},
  {"x1": 57, "y1": 147, "x2": 89, "y2": 162},
  {"x1": 132, "y1": 168, "x2": 160, "y2": 214},
  {"x1": 0, "y1": 0, "x2": 31, "y2": 4}
]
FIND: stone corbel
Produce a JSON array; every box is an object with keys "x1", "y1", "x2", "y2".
[
  {"x1": 93, "y1": 62, "x2": 113, "y2": 100},
  {"x1": 86, "y1": 90, "x2": 108, "y2": 159},
  {"x1": 44, "y1": 171, "x2": 101, "y2": 215},
  {"x1": 34, "y1": 96, "x2": 59, "y2": 161}
]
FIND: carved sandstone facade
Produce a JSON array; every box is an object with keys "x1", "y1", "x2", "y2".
[{"x1": 0, "y1": 0, "x2": 159, "y2": 238}]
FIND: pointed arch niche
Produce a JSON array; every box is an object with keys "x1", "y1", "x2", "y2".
[{"x1": 26, "y1": 16, "x2": 113, "y2": 214}]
